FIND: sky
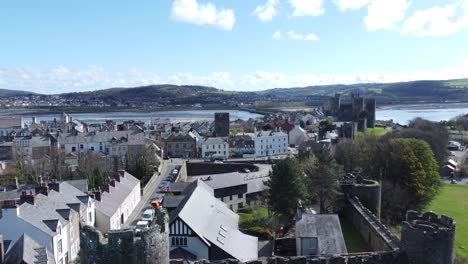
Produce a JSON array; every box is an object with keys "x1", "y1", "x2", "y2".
[{"x1": 1, "y1": 0, "x2": 468, "y2": 94}]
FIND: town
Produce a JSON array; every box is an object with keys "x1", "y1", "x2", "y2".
[
  {"x1": 2, "y1": 0, "x2": 468, "y2": 263},
  {"x1": 0, "y1": 92, "x2": 465, "y2": 264}
]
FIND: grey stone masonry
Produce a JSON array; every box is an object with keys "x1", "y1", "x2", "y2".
[
  {"x1": 401, "y1": 211, "x2": 456, "y2": 264},
  {"x1": 79, "y1": 210, "x2": 169, "y2": 264}
]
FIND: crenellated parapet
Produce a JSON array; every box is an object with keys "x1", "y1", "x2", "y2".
[
  {"x1": 80, "y1": 210, "x2": 169, "y2": 264},
  {"x1": 401, "y1": 211, "x2": 456, "y2": 264}
]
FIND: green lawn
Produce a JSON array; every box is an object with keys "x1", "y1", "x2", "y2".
[
  {"x1": 238, "y1": 207, "x2": 269, "y2": 226},
  {"x1": 340, "y1": 218, "x2": 371, "y2": 253},
  {"x1": 427, "y1": 184, "x2": 468, "y2": 258},
  {"x1": 365, "y1": 127, "x2": 387, "y2": 136}
]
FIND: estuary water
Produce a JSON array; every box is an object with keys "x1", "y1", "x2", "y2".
[
  {"x1": 0, "y1": 109, "x2": 261, "y2": 124},
  {"x1": 376, "y1": 103, "x2": 468, "y2": 125}
]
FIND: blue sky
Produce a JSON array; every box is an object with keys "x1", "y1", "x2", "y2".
[{"x1": 0, "y1": 0, "x2": 468, "y2": 94}]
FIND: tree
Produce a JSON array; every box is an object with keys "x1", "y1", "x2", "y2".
[
  {"x1": 379, "y1": 138, "x2": 442, "y2": 223},
  {"x1": 126, "y1": 147, "x2": 159, "y2": 184},
  {"x1": 304, "y1": 148, "x2": 342, "y2": 213},
  {"x1": 397, "y1": 118, "x2": 449, "y2": 166},
  {"x1": 265, "y1": 158, "x2": 307, "y2": 219}
]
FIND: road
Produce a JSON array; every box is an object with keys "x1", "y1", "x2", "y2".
[{"x1": 122, "y1": 159, "x2": 183, "y2": 229}]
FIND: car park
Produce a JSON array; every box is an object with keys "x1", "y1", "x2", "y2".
[{"x1": 135, "y1": 220, "x2": 150, "y2": 235}]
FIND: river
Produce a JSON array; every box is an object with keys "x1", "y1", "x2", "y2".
[
  {"x1": 1, "y1": 103, "x2": 468, "y2": 125},
  {"x1": 0, "y1": 109, "x2": 261, "y2": 124},
  {"x1": 376, "y1": 103, "x2": 468, "y2": 125}
]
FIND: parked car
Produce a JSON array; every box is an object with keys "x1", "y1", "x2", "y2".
[
  {"x1": 141, "y1": 209, "x2": 155, "y2": 222},
  {"x1": 242, "y1": 168, "x2": 251, "y2": 173},
  {"x1": 214, "y1": 160, "x2": 223, "y2": 164},
  {"x1": 160, "y1": 186, "x2": 169, "y2": 193},
  {"x1": 135, "y1": 220, "x2": 150, "y2": 235},
  {"x1": 152, "y1": 193, "x2": 165, "y2": 203}
]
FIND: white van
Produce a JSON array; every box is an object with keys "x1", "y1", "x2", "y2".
[
  {"x1": 141, "y1": 209, "x2": 154, "y2": 222},
  {"x1": 135, "y1": 220, "x2": 150, "y2": 235}
]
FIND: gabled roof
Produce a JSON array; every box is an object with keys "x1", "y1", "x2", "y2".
[
  {"x1": 170, "y1": 180, "x2": 258, "y2": 262},
  {"x1": 4, "y1": 233, "x2": 55, "y2": 264},
  {"x1": 295, "y1": 214, "x2": 347, "y2": 255},
  {"x1": 94, "y1": 171, "x2": 140, "y2": 217}
]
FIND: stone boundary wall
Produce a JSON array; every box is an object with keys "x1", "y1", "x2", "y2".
[
  {"x1": 170, "y1": 251, "x2": 408, "y2": 264},
  {"x1": 344, "y1": 196, "x2": 400, "y2": 252}
]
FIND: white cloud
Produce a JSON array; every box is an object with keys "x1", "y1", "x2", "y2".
[
  {"x1": 401, "y1": 1, "x2": 468, "y2": 36},
  {"x1": 2, "y1": 60, "x2": 468, "y2": 93},
  {"x1": 171, "y1": 0, "x2": 235, "y2": 31},
  {"x1": 289, "y1": 0, "x2": 324, "y2": 17},
  {"x1": 287, "y1": 30, "x2": 319, "y2": 41},
  {"x1": 0, "y1": 66, "x2": 235, "y2": 94},
  {"x1": 333, "y1": 0, "x2": 370, "y2": 11},
  {"x1": 272, "y1": 31, "x2": 282, "y2": 40},
  {"x1": 253, "y1": 0, "x2": 279, "y2": 22},
  {"x1": 364, "y1": 0, "x2": 410, "y2": 31}
]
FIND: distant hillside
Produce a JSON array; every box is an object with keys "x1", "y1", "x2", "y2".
[
  {"x1": 60, "y1": 84, "x2": 252, "y2": 105},
  {"x1": 260, "y1": 79, "x2": 468, "y2": 104},
  {"x1": 0, "y1": 88, "x2": 38, "y2": 97},
  {"x1": 2, "y1": 78, "x2": 468, "y2": 106}
]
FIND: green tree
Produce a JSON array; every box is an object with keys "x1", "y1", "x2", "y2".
[
  {"x1": 379, "y1": 138, "x2": 442, "y2": 223},
  {"x1": 396, "y1": 118, "x2": 449, "y2": 167},
  {"x1": 304, "y1": 148, "x2": 342, "y2": 213},
  {"x1": 265, "y1": 158, "x2": 307, "y2": 219}
]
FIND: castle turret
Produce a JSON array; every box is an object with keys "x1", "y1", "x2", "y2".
[
  {"x1": 401, "y1": 211, "x2": 456, "y2": 264},
  {"x1": 340, "y1": 175, "x2": 381, "y2": 217}
]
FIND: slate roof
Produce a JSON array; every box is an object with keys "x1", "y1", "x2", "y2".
[
  {"x1": 4, "y1": 233, "x2": 55, "y2": 264},
  {"x1": 203, "y1": 137, "x2": 228, "y2": 145},
  {"x1": 170, "y1": 180, "x2": 258, "y2": 262},
  {"x1": 168, "y1": 182, "x2": 191, "y2": 194},
  {"x1": 15, "y1": 181, "x2": 89, "y2": 237},
  {"x1": 190, "y1": 164, "x2": 272, "y2": 194},
  {"x1": 162, "y1": 195, "x2": 186, "y2": 209},
  {"x1": 295, "y1": 214, "x2": 347, "y2": 255},
  {"x1": 94, "y1": 171, "x2": 140, "y2": 217},
  {"x1": 65, "y1": 179, "x2": 88, "y2": 193},
  {"x1": 57, "y1": 130, "x2": 148, "y2": 145}
]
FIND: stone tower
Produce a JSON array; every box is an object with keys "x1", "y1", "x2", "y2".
[
  {"x1": 340, "y1": 175, "x2": 382, "y2": 216},
  {"x1": 401, "y1": 211, "x2": 456, "y2": 264},
  {"x1": 214, "y1": 112, "x2": 229, "y2": 137},
  {"x1": 365, "y1": 98, "x2": 376, "y2": 128}
]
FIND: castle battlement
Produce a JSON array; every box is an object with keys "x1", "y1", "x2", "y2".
[
  {"x1": 404, "y1": 211, "x2": 455, "y2": 231},
  {"x1": 401, "y1": 211, "x2": 456, "y2": 264}
]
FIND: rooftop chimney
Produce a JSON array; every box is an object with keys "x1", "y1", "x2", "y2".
[
  {"x1": 93, "y1": 191, "x2": 101, "y2": 202},
  {"x1": 102, "y1": 184, "x2": 109, "y2": 193},
  {"x1": 48, "y1": 182, "x2": 60, "y2": 193},
  {"x1": 114, "y1": 172, "x2": 120, "y2": 182},
  {"x1": 20, "y1": 191, "x2": 35, "y2": 205},
  {"x1": 118, "y1": 170, "x2": 125, "y2": 178},
  {"x1": 1, "y1": 200, "x2": 18, "y2": 208},
  {"x1": 35, "y1": 183, "x2": 49, "y2": 196}
]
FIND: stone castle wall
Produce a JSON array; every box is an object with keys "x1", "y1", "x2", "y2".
[
  {"x1": 343, "y1": 196, "x2": 401, "y2": 252},
  {"x1": 79, "y1": 211, "x2": 169, "y2": 264},
  {"x1": 401, "y1": 211, "x2": 456, "y2": 264},
  {"x1": 171, "y1": 251, "x2": 408, "y2": 264}
]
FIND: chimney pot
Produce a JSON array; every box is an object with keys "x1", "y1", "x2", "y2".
[{"x1": 93, "y1": 191, "x2": 101, "y2": 202}]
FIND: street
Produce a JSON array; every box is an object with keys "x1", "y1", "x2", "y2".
[{"x1": 122, "y1": 159, "x2": 184, "y2": 229}]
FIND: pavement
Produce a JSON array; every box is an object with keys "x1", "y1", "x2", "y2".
[{"x1": 122, "y1": 159, "x2": 183, "y2": 229}]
